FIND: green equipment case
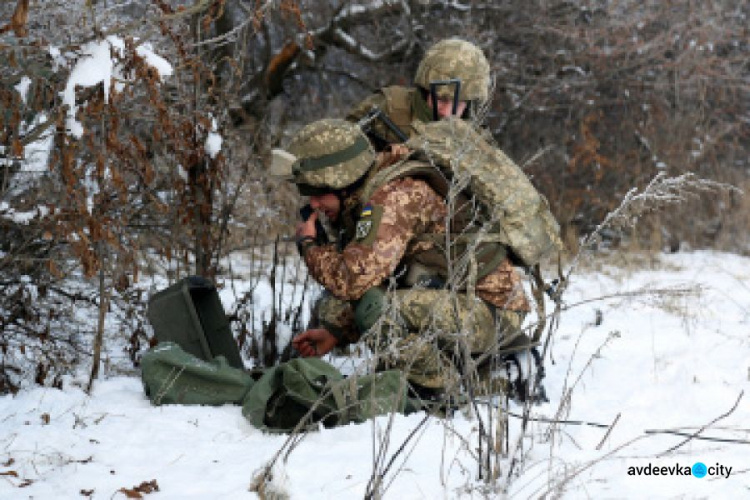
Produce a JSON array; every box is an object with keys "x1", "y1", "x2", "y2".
[{"x1": 146, "y1": 276, "x2": 245, "y2": 370}]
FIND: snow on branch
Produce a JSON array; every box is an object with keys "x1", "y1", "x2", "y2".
[
  {"x1": 62, "y1": 36, "x2": 172, "y2": 138},
  {"x1": 304, "y1": 0, "x2": 413, "y2": 62},
  {"x1": 328, "y1": 27, "x2": 411, "y2": 62},
  {"x1": 333, "y1": 0, "x2": 409, "y2": 26}
]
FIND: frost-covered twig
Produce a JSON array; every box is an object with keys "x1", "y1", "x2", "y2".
[
  {"x1": 502, "y1": 412, "x2": 750, "y2": 445},
  {"x1": 530, "y1": 435, "x2": 647, "y2": 499},
  {"x1": 645, "y1": 429, "x2": 750, "y2": 445},
  {"x1": 595, "y1": 412, "x2": 621, "y2": 450},
  {"x1": 303, "y1": 0, "x2": 415, "y2": 62},
  {"x1": 364, "y1": 413, "x2": 431, "y2": 500},
  {"x1": 657, "y1": 390, "x2": 744, "y2": 457},
  {"x1": 153, "y1": 366, "x2": 186, "y2": 405},
  {"x1": 561, "y1": 172, "x2": 741, "y2": 297}
]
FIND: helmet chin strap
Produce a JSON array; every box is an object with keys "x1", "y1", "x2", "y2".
[{"x1": 429, "y1": 79, "x2": 462, "y2": 120}]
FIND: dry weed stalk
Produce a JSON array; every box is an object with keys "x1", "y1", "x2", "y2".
[
  {"x1": 565, "y1": 172, "x2": 741, "y2": 284},
  {"x1": 499, "y1": 171, "x2": 740, "y2": 491}
]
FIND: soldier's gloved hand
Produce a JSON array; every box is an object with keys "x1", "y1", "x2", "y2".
[{"x1": 292, "y1": 328, "x2": 338, "y2": 357}]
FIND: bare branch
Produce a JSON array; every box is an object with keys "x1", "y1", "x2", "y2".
[{"x1": 657, "y1": 390, "x2": 745, "y2": 457}]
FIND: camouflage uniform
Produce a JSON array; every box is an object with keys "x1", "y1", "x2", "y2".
[
  {"x1": 347, "y1": 38, "x2": 491, "y2": 150},
  {"x1": 346, "y1": 86, "x2": 431, "y2": 148},
  {"x1": 287, "y1": 119, "x2": 530, "y2": 390}
]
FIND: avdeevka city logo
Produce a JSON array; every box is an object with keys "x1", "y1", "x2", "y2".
[
  {"x1": 692, "y1": 462, "x2": 707, "y2": 478},
  {"x1": 627, "y1": 462, "x2": 732, "y2": 478}
]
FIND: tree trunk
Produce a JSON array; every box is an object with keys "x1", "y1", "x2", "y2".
[{"x1": 87, "y1": 258, "x2": 108, "y2": 393}]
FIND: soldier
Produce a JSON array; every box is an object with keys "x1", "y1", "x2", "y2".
[
  {"x1": 347, "y1": 38, "x2": 491, "y2": 150},
  {"x1": 280, "y1": 118, "x2": 530, "y2": 399}
]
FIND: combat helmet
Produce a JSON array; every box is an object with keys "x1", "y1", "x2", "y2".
[
  {"x1": 414, "y1": 38, "x2": 491, "y2": 104},
  {"x1": 287, "y1": 119, "x2": 376, "y2": 196}
]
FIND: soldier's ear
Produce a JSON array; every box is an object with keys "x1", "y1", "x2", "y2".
[{"x1": 270, "y1": 149, "x2": 297, "y2": 180}]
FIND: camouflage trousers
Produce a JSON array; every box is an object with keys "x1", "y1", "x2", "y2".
[{"x1": 316, "y1": 289, "x2": 526, "y2": 391}]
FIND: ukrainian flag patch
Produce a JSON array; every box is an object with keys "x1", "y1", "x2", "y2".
[{"x1": 354, "y1": 204, "x2": 383, "y2": 245}]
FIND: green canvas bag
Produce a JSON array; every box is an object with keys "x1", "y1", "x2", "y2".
[
  {"x1": 241, "y1": 358, "x2": 410, "y2": 432},
  {"x1": 141, "y1": 345, "x2": 412, "y2": 431},
  {"x1": 141, "y1": 342, "x2": 255, "y2": 406}
]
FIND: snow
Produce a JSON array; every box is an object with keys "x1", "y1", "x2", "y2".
[
  {"x1": 0, "y1": 202, "x2": 50, "y2": 225},
  {"x1": 1, "y1": 113, "x2": 55, "y2": 199},
  {"x1": 13, "y1": 77, "x2": 32, "y2": 104},
  {"x1": 134, "y1": 43, "x2": 173, "y2": 82},
  {"x1": 205, "y1": 117, "x2": 222, "y2": 159},
  {"x1": 1, "y1": 250, "x2": 749, "y2": 498},
  {"x1": 61, "y1": 36, "x2": 172, "y2": 138},
  {"x1": 48, "y1": 46, "x2": 65, "y2": 70}
]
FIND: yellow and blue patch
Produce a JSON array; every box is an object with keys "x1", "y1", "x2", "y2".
[{"x1": 355, "y1": 203, "x2": 383, "y2": 245}]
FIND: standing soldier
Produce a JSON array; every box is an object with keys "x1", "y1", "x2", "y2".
[{"x1": 347, "y1": 38, "x2": 491, "y2": 150}]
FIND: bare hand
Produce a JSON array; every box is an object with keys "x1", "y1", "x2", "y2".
[
  {"x1": 376, "y1": 144, "x2": 410, "y2": 169},
  {"x1": 295, "y1": 210, "x2": 318, "y2": 241},
  {"x1": 291, "y1": 328, "x2": 338, "y2": 357},
  {"x1": 389, "y1": 143, "x2": 410, "y2": 158}
]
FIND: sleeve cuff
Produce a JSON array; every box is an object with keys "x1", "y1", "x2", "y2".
[
  {"x1": 320, "y1": 319, "x2": 346, "y2": 345},
  {"x1": 296, "y1": 236, "x2": 316, "y2": 257}
]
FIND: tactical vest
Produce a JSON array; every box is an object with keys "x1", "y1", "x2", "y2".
[
  {"x1": 381, "y1": 86, "x2": 414, "y2": 135},
  {"x1": 360, "y1": 118, "x2": 563, "y2": 287},
  {"x1": 352, "y1": 86, "x2": 430, "y2": 149}
]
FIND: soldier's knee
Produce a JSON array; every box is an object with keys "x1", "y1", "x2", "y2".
[{"x1": 355, "y1": 286, "x2": 386, "y2": 333}]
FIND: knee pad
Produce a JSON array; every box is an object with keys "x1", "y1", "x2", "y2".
[{"x1": 355, "y1": 286, "x2": 385, "y2": 333}]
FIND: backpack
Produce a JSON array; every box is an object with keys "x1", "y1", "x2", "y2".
[{"x1": 362, "y1": 118, "x2": 563, "y2": 271}]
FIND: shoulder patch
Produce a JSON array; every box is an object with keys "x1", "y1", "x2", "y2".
[
  {"x1": 355, "y1": 220, "x2": 373, "y2": 240},
  {"x1": 354, "y1": 205, "x2": 383, "y2": 245}
]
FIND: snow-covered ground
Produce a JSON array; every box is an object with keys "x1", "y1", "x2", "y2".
[{"x1": 1, "y1": 250, "x2": 749, "y2": 499}]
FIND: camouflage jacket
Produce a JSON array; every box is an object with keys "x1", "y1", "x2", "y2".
[{"x1": 303, "y1": 158, "x2": 531, "y2": 314}]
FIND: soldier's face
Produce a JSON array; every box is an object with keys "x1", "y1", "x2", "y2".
[
  {"x1": 309, "y1": 193, "x2": 341, "y2": 221},
  {"x1": 427, "y1": 94, "x2": 468, "y2": 119}
]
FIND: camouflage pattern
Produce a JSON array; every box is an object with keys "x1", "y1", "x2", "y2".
[
  {"x1": 346, "y1": 38, "x2": 490, "y2": 151},
  {"x1": 414, "y1": 39, "x2": 491, "y2": 103},
  {"x1": 474, "y1": 260, "x2": 530, "y2": 311},
  {"x1": 302, "y1": 161, "x2": 533, "y2": 391},
  {"x1": 302, "y1": 153, "x2": 531, "y2": 389},
  {"x1": 367, "y1": 289, "x2": 497, "y2": 389},
  {"x1": 346, "y1": 86, "x2": 432, "y2": 148},
  {"x1": 404, "y1": 118, "x2": 564, "y2": 267},
  {"x1": 311, "y1": 291, "x2": 359, "y2": 345},
  {"x1": 304, "y1": 157, "x2": 530, "y2": 309},
  {"x1": 288, "y1": 119, "x2": 376, "y2": 193},
  {"x1": 314, "y1": 289, "x2": 526, "y2": 390},
  {"x1": 294, "y1": 118, "x2": 547, "y2": 393},
  {"x1": 304, "y1": 174, "x2": 446, "y2": 301}
]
